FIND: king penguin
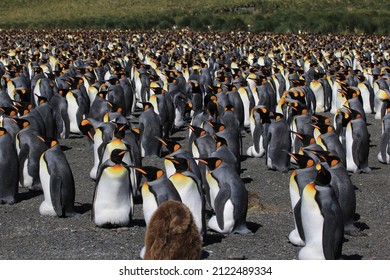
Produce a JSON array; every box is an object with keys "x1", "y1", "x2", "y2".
[
  {"x1": 286, "y1": 152, "x2": 318, "y2": 246},
  {"x1": 166, "y1": 156, "x2": 206, "y2": 236},
  {"x1": 37, "y1": 136, "x2": 76, "y2": 217},
  {"x1": 298, "y1": 163, "x2": 344, "y2": 260},
  {"x1": 308, "y1": 150, "x2": 360, "y2": 236},
  {"x1": 0, "y1": 127, "x2": 19, "y2": 205},
  {"x1": 199, "y1": 157, "x2": 250, "y2": 234},
  {"x1": 378, "y1": 109, "x2": 390, "y2": 164},
  {"x1": 92, "y1": 149, "x2": 133, "y2": 227}
]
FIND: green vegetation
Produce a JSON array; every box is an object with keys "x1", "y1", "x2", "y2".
[{"x1": 0, "y1": 0, "x2": 389, "y2": 33}]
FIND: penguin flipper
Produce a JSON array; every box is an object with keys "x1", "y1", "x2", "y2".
[
  {"x1": 320, "y1": 199, "x2": 343, "y2": 260},
  {"x1": 50, "y1": 175, "x2": 64, "y2": 217},
  {"x1": 294, "y1": 198, "x2": 305, "y2": 242},
  {"x1": 214, "y1": 183, "x2": 232, "y2": 231}
]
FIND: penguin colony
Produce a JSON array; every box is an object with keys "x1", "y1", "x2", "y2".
[{"x1": 0, "y1": 29, "x2": 389, "y2": 260}]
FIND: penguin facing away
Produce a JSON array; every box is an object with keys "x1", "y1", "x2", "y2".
[
  {"x1": 37, "y1": 136, "x2": 76, "y2": 217},
  {"x1": 0, "y1": 127, "x2": 19, "y2": 205}
]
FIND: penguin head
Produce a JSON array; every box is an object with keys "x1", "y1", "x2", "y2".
[
  {"x1": 207, "y1": 121, "x2": 225, "y2": 134},
  {"x1": 11, "y1": 118, "x2": 30, "y2": 130},
  {"x1": 311, "y1": 114, "x2": 331, "y2": 125},
  {"x1": 80, "y1": 119, "x2": 95, "y2": 142},
  {"x1": 36, "y1": 136, "x2": 59, "y2": 149},
  {"x1": 286, "y1": 151, "x2": 316, "y2": 169},
  {"x1": 156, "y1": 137, "x2": 181, "y2": 154},
  {"x1": 141, "y1": 102, "x2": 154, "y2": 111},
  {"x1": 0, "y1": 106, "x2": 18, "y2": 117},
  {"x1": 214, "y1": 135, "x2": 228, "y2": 148},
  {"x1": 187, "y1": 125, "x2": 207, "y2": 138},
  {"x1": 308, "y1": 150, "x2": 341, "y2": 168},
  {"x1": 311, "y1": 122, "x2": 334, "y2": 135},
  {"x1": 110, "y1": 149, "x2": 129, "y2": 165},
  {"x1": 165, "y1": 156, "x2": 190, "y2": 173},
  {"x1": 113, "y1": 123, "x2": 129, "y2": 140},
  {"x1": 0, "y1": 127, "x2": 8, "y2": 137},
  {"x1": 290, "y1": 130, "x2": 316, "y2": 146},
  {"x1": 135, "y1": 166, "x2": 165, "y2": 182},
  {"x1": 314, "y1": 163, "x2": 332, "y2": 186},
  {"x1": 198, "y1": 157, "x2": 223, "y2": 171}
]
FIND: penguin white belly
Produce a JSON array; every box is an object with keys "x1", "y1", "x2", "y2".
[
  {"x1": 206, "y1": 172, "x2": 219, "y2": 210},
  {"x1": 345, "y1": 124, "x2": 358, "y2": 173},
  {"x1": 246, "y1": 136, "x2": 265, "y2": 158},
  {"x1": 239, "y1": 88, "x2": 251, "y2": 127},
  {"x1": 39, "y1": 154, "x2": 56, "y2": 216},
  {"x1": 192, "y1": 142, "x2": 200, "y2": 164},
  {"x1": 142, "y1": 184, "x2": 158, "y2": 226},
  {"x1": 299, "y1": 186, "x2": 325, "y2": 260},
  {"x1": 266, "y1": 145, "x2": 273, "y2": 169},
  {"x1": 311, "y1": 81, "x2": 325, "y2": 113},
  {"x1": 170, "y1": 175, "x2": 203, "y2": 233},
  {"x1": 288, "y1": 175, "x2": 305, "y2": 246},
  {"x1": 90, "y1": 134, "x2": 103, "y2": 180},
  {"x1": 208, "y1": 199, "x2": 235, "y2": 234},
  {"x1": 93, "y1": 169, "x2": 132, "y2": 226},
  {"x1": 22, "y1": 159, "x2": 33, "y2": 189},
  {"x1": 359, "y1": 84, "x2": 372, "y2": 113},
  {"x1": 67, "y1": 95, "x2": 81, "y2": 134},
  {"x1": 174, "y1": 108, "x2": 185, "y2": 127}
]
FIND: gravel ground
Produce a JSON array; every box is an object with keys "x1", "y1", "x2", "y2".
[{"x1": 0, "y1": 111, "x2": 389, "y2": 260}]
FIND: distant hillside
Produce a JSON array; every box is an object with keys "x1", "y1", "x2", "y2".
[{"x1": 0, "y1": 0, "x2": 389, "y2": 33}]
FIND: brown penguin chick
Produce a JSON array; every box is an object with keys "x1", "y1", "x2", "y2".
[{"x1": 143, "y1": 200, "x2": 202, "y2": 260}]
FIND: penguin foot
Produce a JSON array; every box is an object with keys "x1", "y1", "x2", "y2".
[
  {"x1": 345, "y1": 225, "x2": 367, "y2": 237},
  {"x1": 361, "y1": 166, "x2": 372, "y2": 173},
  {"x1": 0, "y1": 198, "x2": 16, "y2": 205}
]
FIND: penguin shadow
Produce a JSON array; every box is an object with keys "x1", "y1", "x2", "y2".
[
  {"x1": 246, "y1": 221, "x2": 262, "y2": 233},
  {"x1": 131, "y1": 218, "x2": 146, "y2": 227},
  {"x1": 74, "y1": 202, "x2": 92, "y2": 215},
  {"x1": 69, "y1": 134, "x2": 84, "y2": 139},
  {"x1": 16, "y1": 189, "x2": 43, "y2": 202},
  {"x1": 341, "y1": 254, "x2": 363, "y2": 260},
  {"x1": 202, "y1": 232, "x2": 226, "y2": 247},
  {"x1": 242, "y1": 176, "x2": 253, "y2": 184}
]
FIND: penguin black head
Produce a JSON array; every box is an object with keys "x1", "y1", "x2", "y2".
[
  {"x1": 36, "y1": 135, "x2": 59, "y2": 149},
  {"x1": 314, "y1": 163, "x2": 332, "y2": 186},
  {"x1": 187, "y1": 125, "x2": 207, "y2": 138},
  {"x1": 156, "y1": 137, "x2": 181, "y2": 154},
  {"x1": 286, "y1": 151, "x2": 316, "y2": 169},
  {"x1": 290, "y1": 131, "x2": 316, "y2": 146},
  {"x1": 135, "y1": 166, "x2": 165, "y2": 182},
  {"x1": 165, "y1": 156, "x2": 190, "y2": 173},
  {"x1": 113, "y1": 123, "x2": 129, "y2": 140},
  {"x1": 80, "y1": 119, "x2": 94, "y2": 142},
  {"x1": 214, "y1": 135, "x2": 228, "y2": 148},
  {"x1": 0, "y1": 106, "x2": 18, "y2": 117},
  {"x1": 207, "y1": 121, "x2": 225, "y2": 133},
  {"x1": 11, "y1": 118, "x2": 30, "y2": 130},
  {"x1": 308, "y1": 150, "x2": 341, "y2": 168},
  {"x1": 311, "y1": 122, "x2": 334, "y2": 135},
  {"x1": 110, "y1": 149, "x2": 128, "y2": 165},
  {"x1": 141, "y1": 102, "x2": 154, "y2": 111},
  {"x1": 0, "y1": 127, "x2": 8, "y2": 137},
  {"x1": 311, "y1": 114, "x2": 331, "y2": 125},
  {"x1": 198, "y1": 157, "x2": 223, "y2": 171}
]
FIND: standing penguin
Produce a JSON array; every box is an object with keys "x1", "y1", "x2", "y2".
[
  {"x1": 265, "y1": 113, "x2": 291, "y2": 172},
  {"x1": 92, "y1": 149, "x2": 133, "y2": 227},
  {"x1": 199, "y1": 157, "x2": 250, "y2": 234},
  {"x1": 342, "y1": 110, "x2": 371, "y2": 173},
  {"x1": 166, "y1": 156, "x2": 206, "y2": 236},
  {"x1": 287, "y1": 152, "x2": 318, "y2": 247},
  {"x1": 37, "y1": 136, "x2": 76, "y2": 217},
  {"x1": 246, "y1": 105, "x2": 271, "y2": 158},
  {"x1": 0, "y1": 127, "x2": 19, "y2": 205},
  {"x1": 138, "y1": 102, "x2": 163, "y2": 157},
  {"x1": 308, "y1": 150, "x2": 360, "y2": 236},
  {"x1": 378, "y1": 109, "x2": 390, "y2": 164},
  {"x1": 298, "y1": 163, "x2": 344, "y2": 260}
]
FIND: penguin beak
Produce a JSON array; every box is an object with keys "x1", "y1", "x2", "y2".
[{"x1": 134, "y1": 167, "x2": 147, "y2": 175}]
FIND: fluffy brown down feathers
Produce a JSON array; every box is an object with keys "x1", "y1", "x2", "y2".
[{"x1": 143, "y1": 200, "x2": 202, "y2": 260}]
